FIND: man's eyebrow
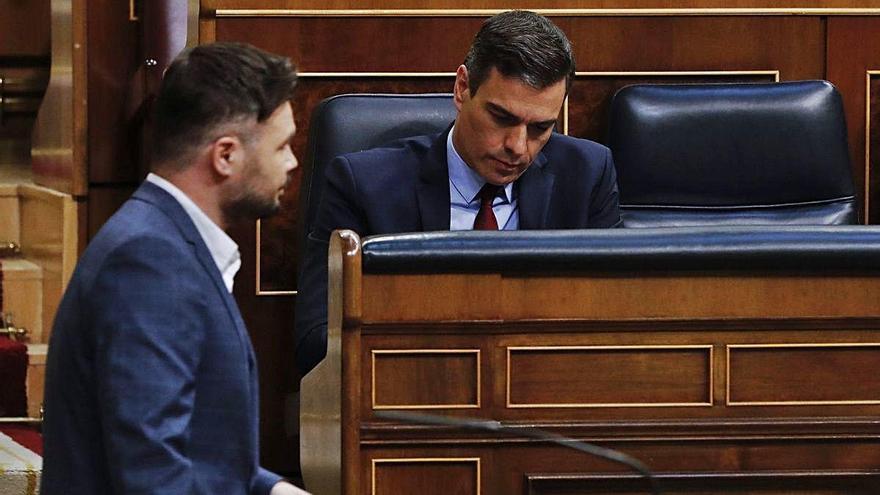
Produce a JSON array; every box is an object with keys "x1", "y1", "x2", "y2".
[
  {"x1": 486, "y1": 102, "x2": 519, "y2": 121},
  {"x1": 486, "y1": 101, "x2": 557, "y2": 127}
]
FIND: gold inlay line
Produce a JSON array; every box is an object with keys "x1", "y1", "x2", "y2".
[
  {"x1": 372, "y1": 349, "x2": 481, "y2": 410},
  {"x1": 726, "y1": 342, "x2": 880, "y2": 406},
  {"x1": 372, "y1": 457, "x2": 481, "y2": 495},
  {"x1": 506, "y1": 345, "x2": 713, "y2": 409},
  {"x1": 217, "y1": 9, "x2": 880, "y2": 18}
]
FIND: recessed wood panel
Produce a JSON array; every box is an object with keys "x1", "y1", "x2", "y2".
[
  {"x1": 372, "y1": 349, "x2": 480, "y2": 409},
  {"x1": 372, "y1": 458, "x2": 479, "y2": 495},
  {"x1": 216, "y1": 17, "x2": 480, "y2": 72},
  {"x1": 568, "y1": 72, "x2": 776, "y2": 143},
  {"x1": 728, "y1": 344, "x2": 880, "y2": 405},
  {"x1": 507, "y1": 346, "x2": 711, "y2": 407},
  {"x1": 257, "y1": 75, "x2": 453, "y2": 293},
  {"x1": 526, "y1": 471, "x2": 880, "y2": 494}
]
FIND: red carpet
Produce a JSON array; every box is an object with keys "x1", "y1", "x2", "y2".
[{"x1": 0, "y1": 425, "x2": 41, "y2": 456}]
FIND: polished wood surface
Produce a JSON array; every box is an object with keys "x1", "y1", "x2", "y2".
[
  {"x1": 300, "y1": 230, "x2": 880, "y2": 494},
  {"x1": 205, "y1": 1, "x2": 880, "y2": 11}
]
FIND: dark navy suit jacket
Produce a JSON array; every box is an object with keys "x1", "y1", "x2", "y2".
[
  {"x1": 294, "y1": 129, "x2": 622, "y2": 375},
  {"x1": 42, "y1": 182, "x2": 281, "y2": 494}
]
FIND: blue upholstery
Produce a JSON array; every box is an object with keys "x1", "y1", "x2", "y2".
[
  {"x1": 608, "y1": 81, "x2": 857, "y2": 227},
  {"x1": 360, "y1": 227, "x2": 880, "y2": 273},
  {"x1": 297, "y1": 93, "x2": 457, "y2": 252}
]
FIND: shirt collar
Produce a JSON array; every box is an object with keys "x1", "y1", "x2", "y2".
[
  {"x1": 146, "y1": 173, "x2": 241, "y2": 293},
  {"x1": 447, "y1": 126, "x2": 514, "y2": 204}
]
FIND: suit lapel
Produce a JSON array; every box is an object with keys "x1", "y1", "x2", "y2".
[
  {"x1": 517, "y1": 150, "x2": 555, "y2": 229},
  {"x1": 133, "y1": 182, "x2": 253, "y2": 358},
  {"x1": 417, "y1": 129, "x2": 453, "y2": 231}
]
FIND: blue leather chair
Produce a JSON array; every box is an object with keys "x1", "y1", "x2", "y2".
[
  {"x1": 297, "y1": 93, "x2": 457, "y2": 252},
  {"x1": 608, "y1": 81, "x2": 857, "y2": 227}
]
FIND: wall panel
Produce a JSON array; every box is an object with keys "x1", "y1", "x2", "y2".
[{"x1": 204, "y1": 7, "x2": 880, "y2": 477}]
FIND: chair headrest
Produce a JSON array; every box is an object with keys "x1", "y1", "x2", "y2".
[{"x1": 608, "y1": 81, "x2": 854, "y2": 208}]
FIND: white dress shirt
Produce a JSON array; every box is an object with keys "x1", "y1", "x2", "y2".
[
  {"x1": 146, "y1": 173, "x2": 241, "y2": 293},
  {"x1": 447, "y1": 126, "x2": 519, "y2": 230}
]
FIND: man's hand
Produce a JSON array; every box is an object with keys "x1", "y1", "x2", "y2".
[{"x1": 270, "y1": 481, "x2": 312, "y2": 495}]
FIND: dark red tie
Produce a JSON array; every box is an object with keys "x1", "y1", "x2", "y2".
[{"x1": 473, "y1": 184, "x2": 500, "y2": 230}]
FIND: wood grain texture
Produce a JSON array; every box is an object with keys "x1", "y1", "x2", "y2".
[
  {"x1": 827, "y1": 17, "x2": 880, "y2": 224},
  {"x1": 204, "y1": 1, "x2": 880, "y2": 10},
  {"x1": 371, "y1": 350, "x2": 479, "y2": 409},
  {"x1": 0, "y1": 0, "x2": 50, "y2": 57},
  {"x1": 507, "y1": 346, "x2": 711, "y2": 407},
  {"x1": 728, "y1": 345, "x2": 880, "y2": 404}
]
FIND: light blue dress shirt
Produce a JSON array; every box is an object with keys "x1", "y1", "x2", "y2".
[{"x1": 447, "y1": 127, "x2": 519, "y2": 230}]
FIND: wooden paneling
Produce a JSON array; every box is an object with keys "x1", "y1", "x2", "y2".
[
  {"x1": 871, "y1": 74, "x2": 880, "y2": 222},
  {"x1": 526, "y1": 471, "x2": 880, "y2": 494},
  {"x1": 371, "y1": 350, "x2": 480, "y2": 409},
  {"x1": 205, "y1": 7, "x2": 880, "y2": 480},
  {"x1": 0, "y1": 0, "x2": 50, "y2": 57},
  {"x1": 728, "y1": 344, "x2": 880, "y2": 405},
  {"x1": 361, "y1": 274, "x2": 880, "y2": 322},
  {"x1": 87, "y1": 0, "x2": 142, "y2": 184},
  {"x1": 371, "y1": 458, "x2": 479, "y2": 495},
  {"x1": 205, "y1": 1, "x2": 880, "y2": 10},
  {"x1": 507, "y1": 346, "x2": 711, "y2": 407},
  {"x1": 827, "y1": 17, "x2": 880, "y2": 223}
]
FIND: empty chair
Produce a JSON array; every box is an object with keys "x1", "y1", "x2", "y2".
[{"x1": 608, "y1": 81, "x2": 857, "y2": 227}]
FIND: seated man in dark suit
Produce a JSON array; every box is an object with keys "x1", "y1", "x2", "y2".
[{"x1": 295, "y1": 10, "x2": 622, "y2": 376}]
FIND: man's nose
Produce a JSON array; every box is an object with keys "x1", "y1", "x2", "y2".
[{"x1": 504, "y1": 125, "x2": 528, "y2": 158}]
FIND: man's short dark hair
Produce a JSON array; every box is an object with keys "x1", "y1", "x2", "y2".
[
  {"x1": 463, "y1": 10, "x2": 575, "y2": 95},
  {"x1": 152, "y1": 42, "x2": 298, "y2": 167}
]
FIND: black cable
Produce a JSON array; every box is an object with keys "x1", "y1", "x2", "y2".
[{"x1": 375, "y1": 409, "x2": 660, "y2": 495}]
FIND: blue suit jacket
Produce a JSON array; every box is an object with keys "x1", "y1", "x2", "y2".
[
  {"x1": 42, "y1": 182, "x2": 281, "y2": 494},
  {"x1": 294, "y1": 129, "x2": 622, "y2": 375}
]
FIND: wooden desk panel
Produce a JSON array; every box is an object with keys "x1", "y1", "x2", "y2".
[{"x1": 300, "y1": 231, "x2": 880, "y2": 494}]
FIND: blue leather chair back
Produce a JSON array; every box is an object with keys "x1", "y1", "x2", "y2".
[
  {"x1": 608, "y1": 81, "x2": 857, "y2": 227},
  {"x1": 298, "y1": 93, "x2": 457, "y2": 249}
]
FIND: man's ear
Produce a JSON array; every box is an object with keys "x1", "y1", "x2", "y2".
[
  {"x1": 453, "y1": 64, "x2": 470, "y2": 111},
  {"x1": 210, "y1": 136, "x2": 241, "y2": 178}
]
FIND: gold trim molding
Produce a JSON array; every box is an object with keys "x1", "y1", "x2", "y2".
[
  {"x1": 506, "y1": 345, "x2": 714, "y2": 408},
  {"x1": 726, "y1": 343, "x2": 880, "y2": 406},
  {"x1": 372, "y1": 457, "x2": 481, "y2": 495},
  {"x1": 217, "y1": 8, "x2": 880, "y2": 17},
  {"x1": 371, "y1": 349, "x2": 481, "y2": 410}
]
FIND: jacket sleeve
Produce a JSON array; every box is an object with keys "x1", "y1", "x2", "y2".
[
  {"x1": 294, "y1": 155, "x2": 369, "y2": 376},
  {"x1": 588, "y1": 146, "x2": 623, "y2": 228}
]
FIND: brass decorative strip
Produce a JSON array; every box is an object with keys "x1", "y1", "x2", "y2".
[
  {"x1": 372, "y1": 349, "x2": 481, "y2": 410},
  {"x1": 371, "y1": 457, "x2": 481, "y2": 495},
  {"x1": 216, "y1": 8, "x2": 880, "y2": 18},
  {"x1": 506, "y1": 345, "x2": 713, "y2": 408},
  {"x1": 866, "y1": 70, "x2": 880, "y2": 224},
  {"x1": 726, "y1": 342, "x2": 880, "y2": 406},
  {"x1": 576, "y1": 70, "x2": 779, "y2": 81}
]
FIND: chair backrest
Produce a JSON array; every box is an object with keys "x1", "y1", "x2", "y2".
[
  {"x1": 607, "y1": 81, "x2": 857, "y2": 227},
  {"x1": 297, "y1": 93, "x2": 457, "y2": 248}
]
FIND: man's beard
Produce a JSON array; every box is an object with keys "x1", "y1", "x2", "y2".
[{"x1": 222, "y1": 188, "x2": 281, "y2": 224}]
